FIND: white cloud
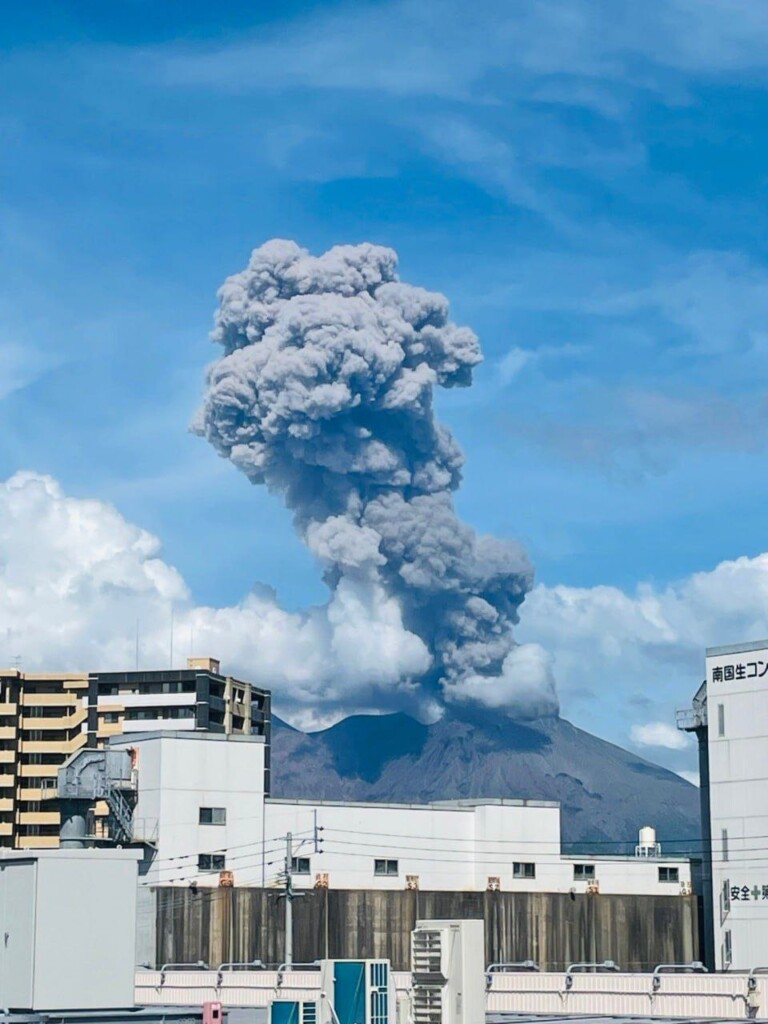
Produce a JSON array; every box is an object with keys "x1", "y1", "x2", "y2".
[
  {"x1": 0, "y1": 342, "x2": 54, "y2": 400},
  {"x1": 5, "y1": 467, "x2": 768, "y2": 751},
  {"x1": 498, "y1": 347, "x2": 534, "y2": 383},
  {"x1": 443, "y1": 642, "x2": 558, "y2": 719},
  {"x1": 0, "y1": 471, "x2": 431, "y2": 728},
  {"x1": 518, "y1": 552, "x2": 768, "y2": 762},
  {"x1": 145, "y1": 0, "x2": 768, "y2": 102},
  {"x1": 630, "y1": 721, "x2": 690, "y2": 750},
  {"x1": 496, "y1": 343, "x2": 587, "y2": 385}
]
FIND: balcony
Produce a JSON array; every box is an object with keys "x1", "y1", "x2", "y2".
[
  {"x1": 0, "y1": 750, "x2": 15, "y2": 764},
  {"x1": 0, "y1": 798, "x2": 12, "y2": 812},
  {"x1": 17, "y1": 835, "x2": 59, "y2": 849},
  {"x1": 0, "y1": 702, "x2": 17, "y2": 715},
  {"x1": 18, "y1": 810, "x2": 60, "y2": 826},
  {"x1": 0, "y1": 726, "x2": 16, "y2": 740},
  {"x1": 19, "y1": 764, "x2": 59, "y2": 777},
  {"x1": 20, "y1": 708, "x2": 87, "y2": 730},
  {"x1": 0, "y1": 821, "x2": 12, "y2": 837},
  {"x1": 20, "y1": 692, "x2": 79, "y2": 707},
  {"x1": 20, "y1": 733, "x2": 86, "y2": 755},
  {"x1": 19, "y1": 786, "x2": 53, "y2": 800},
  {"x1": 97, "y1": 721, "x2": 125, "y2": 739},
  {"x1": 0, "y1": 775, "x2": 14, "y2": 788}
]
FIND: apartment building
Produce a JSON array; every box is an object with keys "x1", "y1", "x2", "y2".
[
  {"x1": 0, "y1": 657, "x2": 270, "y2": 849},
  {"x1": 0, "y1": 672, "x2": 89, "y2": 849}
]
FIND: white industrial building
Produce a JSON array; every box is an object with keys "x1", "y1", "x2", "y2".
[
  {"x1": 113, "y1": 730, "x2": 693, "y2": 896},
  {"x1": 679, "y1": 639, "x2": 768, "y2": 972}
]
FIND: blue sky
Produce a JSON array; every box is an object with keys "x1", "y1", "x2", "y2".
[{"x1": 3, "y1": 0, "x2": 768, "y2": 773}]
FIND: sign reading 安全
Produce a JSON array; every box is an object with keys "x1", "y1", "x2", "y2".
[
  {"x1": 712, "y1": 661, "x2": 768, "y2": 683},
  {"x1": 730, "y1": 885, "x2": 768, "y2": 902}
]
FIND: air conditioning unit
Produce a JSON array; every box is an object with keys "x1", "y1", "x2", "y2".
[
  {"x1": 315, "y1": 872, "x2": 329, "y2": 889},
  {"x1": 219, "y1": 870, "x2": 234, "y2": 888},
  {"x1": 270, "y1": 1001, "x2": 319, "y2": 1024},
  {"x1": 411, "y1": 920, "x2": 484, "y2": 1024},
  {"x1": 586, "y1": 879, "x2": 600, "y2": 894},
  {"x1": 318, "y1": 960, "x2": 394, "y2": 1024},
  {"x1": 680, "y1": 880, "x2": 692, "y2": 896},
  {"x1": 487, "y1": 876, "x2": 500, "y2": 891},
  {"x1": 406, "y1": 875, "x2": 420, "y2": 891}
]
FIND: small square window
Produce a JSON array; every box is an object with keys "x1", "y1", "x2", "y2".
[
  {"x1": 658, "y1": 866, "x2": 679, "y2": 883},
  {"x1": 513, "y1": 862, "x2": 536, "y2": 879},
  {"x1": 104, "y1": 712, "x2": 120, "y2": 724},
  {"x1": 198, "y1": 853, "x2": 226, "y2": 872},
  {"x1": 291, "y1": 857, "x2": 311, "y2": 874},
  {"x1": 199, "y1": 807, "x2": 226, "y2": 825},
  {"x1": 573, "y1": 864, "x2": 595, "y2": 880},
  {"x1": 374, "y1": 859, "x2": 399, "y2": 876}
]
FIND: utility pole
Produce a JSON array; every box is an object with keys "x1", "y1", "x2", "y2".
[
  {"x1": 278, "y1": 832, "x2": 303, "y2": 969},
  {"x1": 277, "y1": 823, "x2": 323, "y2": 969},
  {"x1": 285, "y1": 832, "x2": 294, "y2": 967}
]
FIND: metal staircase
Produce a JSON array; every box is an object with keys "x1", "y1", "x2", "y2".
[{"x1": 45, "y1": 747, "x2": 141, "y2": 847}]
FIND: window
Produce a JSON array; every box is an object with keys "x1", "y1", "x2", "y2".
[
  {"x1": 722, "y1": 879, "x2": 731, "y2": 916},
  {"x1": 724, "y1": 929, "x2": 732, "y2": 966},
  {"x1": 718, "y1": 703, "x2": 725, "y2": 737},
  {"x1": 374, "y1": 859, "x2": 399, "y2": 876},
  {"x1": 513, "y1": 862, "x2": 536, "y2": 879},
  {"x1": 198, "y1": 853, "x2": 226, "y2": 871},
  {"x1": 291, "y1": 857, "x2": 311, "y2": 874},
  {"x1": 658, "y1": 866, "x2": 679, "y2": 883},
  {"x1": 573, "y1": 864, "x2": 595, "y2": 880},
  {"x1": 199, "y1": 807, "x2": 226, "y2": 825},
  {"x1": 722, "y1": 828, "x2": 729, "y2": 862},
  {"x1": 104, "y1": 712, "x2": 120, "y2": 724}
]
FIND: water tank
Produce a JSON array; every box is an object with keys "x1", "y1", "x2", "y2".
[{"x1": 639, "y1": 826, "x2": 656, "y2": 846}]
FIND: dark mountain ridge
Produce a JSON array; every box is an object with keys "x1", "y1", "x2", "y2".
[{"x1": 270, "y1": 709, "x2": 701, "y2": 851}]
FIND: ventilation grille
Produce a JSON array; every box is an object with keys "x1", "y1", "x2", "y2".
[
  {"x1": 412, "y1": 929, "x2": 444, "y2": 1024},
  {"x1": 301, "y1": 1002, "x2": 318, "y2": 1024},
  {"x1": 412, "y1": 984, "x2": 442, "y2": 1024}
]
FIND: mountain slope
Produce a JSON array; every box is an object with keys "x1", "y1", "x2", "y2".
[{"x1": 270, "y1": 709, "x2": 700, "y2": 849}]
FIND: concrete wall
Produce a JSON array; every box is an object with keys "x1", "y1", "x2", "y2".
[
  {"x1": 706, "y1": 641, "x2": 768, "y2": 971},
  {"x1": 151, "y1": 887, "x2": 700, "y2": 972}
]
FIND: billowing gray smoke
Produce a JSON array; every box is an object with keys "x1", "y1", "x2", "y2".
[{"x1": 195, "y1": 240, "x2": 558, "y2": 721}]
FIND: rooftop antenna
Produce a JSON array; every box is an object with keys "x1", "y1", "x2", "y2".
[
  {"x1": 135, "y1": 618, "x2": 140, "y2": 671},
  {"x1": 169, "y1": 607, "x2": 174, "y2": 669}
]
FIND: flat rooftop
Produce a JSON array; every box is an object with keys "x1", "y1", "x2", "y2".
[
  {"x1": 266, "y1": 796, "x2": 559, "y2": 811},
  {"x1": 108, "y1": 730, "x2": 265, "y2": 744},
  {"x1": 707, "y1": 638, "x2": 768, "y2": 656}
]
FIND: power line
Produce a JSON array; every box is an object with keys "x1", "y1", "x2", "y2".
[{"x1": 321, "y1": 824, "x2": 708, "y2": 848}]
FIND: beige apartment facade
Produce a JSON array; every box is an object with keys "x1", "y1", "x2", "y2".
[{"x1": 0, "y1": 657, "x2": 270, "y2": 850}]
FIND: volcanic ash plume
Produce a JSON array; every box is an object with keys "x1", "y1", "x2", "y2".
[{"x1": 195, "y1": 239, "x2": 558, "y2": 720}]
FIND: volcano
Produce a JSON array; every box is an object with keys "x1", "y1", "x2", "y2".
[{"x1": 270, "y1": 709, "x2": 700, "y2": 851}]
